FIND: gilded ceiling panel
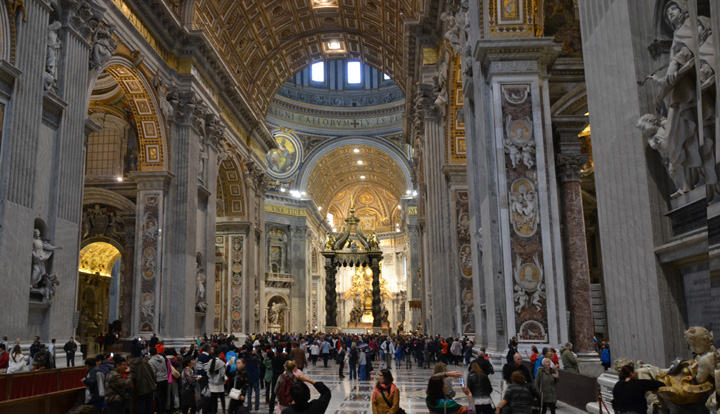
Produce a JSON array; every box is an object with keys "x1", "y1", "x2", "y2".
[
  {"x1": 191, "y1": 0, "x2": 420, "y2": 116},
  {"x1": 306, "y1": 145, "x2": 407, "y2": 218}
]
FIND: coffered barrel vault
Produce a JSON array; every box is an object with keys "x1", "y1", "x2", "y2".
[{"x1": 188, "y1": 0, "x2": 422, "y2": 116}]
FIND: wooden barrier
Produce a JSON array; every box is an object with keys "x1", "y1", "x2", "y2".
[
  {"x1": 0, "y1": 388, "x2": 84, "y2": 414},
  {"x1": 0, "y1": 367, "x2": 85, "y2": 402}
]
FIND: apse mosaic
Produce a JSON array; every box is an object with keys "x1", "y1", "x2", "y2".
[{"x1": 265, "y1": 130, "x2": 302, "y2": 179}]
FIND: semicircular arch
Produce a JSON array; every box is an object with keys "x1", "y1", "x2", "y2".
[
  {"x1": 297, "y1": 136, "x2": 411, "y2": 192},
  {"x1": 86, "y1": 57, "x2": 169, "y2": 171},
  {"x1": 217, "y1": 155, "x2": 247, "y2": 219}
]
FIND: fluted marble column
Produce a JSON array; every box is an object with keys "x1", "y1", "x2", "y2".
[{"x1": 419, "y1": 70, "x2": 457, "y2": 336}]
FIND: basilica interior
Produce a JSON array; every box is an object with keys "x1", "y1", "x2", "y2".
[{"x1": 1, "y1": 0, "x2": 719, "y2": 373}]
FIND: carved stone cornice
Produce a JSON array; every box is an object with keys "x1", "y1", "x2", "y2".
[
  {"x1": 556, "y1": 153, "x2": 589, "y2": 183},
  {"x1": 130, "y1": 170, "x2": 174, "y2": 192},
  {"x1": 123, "y1": 0, "x2": 274, "y2": 150},
  {"x1": 473, "y1": 38, "x2": 562, "y2": 76}
]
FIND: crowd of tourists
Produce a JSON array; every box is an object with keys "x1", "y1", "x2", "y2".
[{"x1": 1, "y1": 331, "x2": 638, "y2": 414}]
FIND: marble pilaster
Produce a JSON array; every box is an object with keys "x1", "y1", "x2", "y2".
[
  {"x1": 130, "y1": 171, "x2": 173, "y2": 337},
  {"x1": 419, "y1": 68, "x2": 457, "y2": 336},
  {"x1": 289, "y1": 225, "x2": 307, "y2": 331},
  {"x1": 470, "y1": 38, "x2": 568, "y2": 353}
]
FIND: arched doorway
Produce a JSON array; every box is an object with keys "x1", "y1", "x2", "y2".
[{"x1": 77, "y1": 240, "x2": 122, "y2": 352}]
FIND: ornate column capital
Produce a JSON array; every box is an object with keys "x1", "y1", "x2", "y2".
[
  {"x1": 165, "y1": 89, "x2": 211, "y2": 130},
  {"x1": 245, "y1": 160, "x2": 268, "y2": 196},
  {"x1": 556, "y1": 153, "x2": 589, "y2": 183}
]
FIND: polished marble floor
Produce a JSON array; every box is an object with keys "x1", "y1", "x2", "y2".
[{"x1": 260, "y1": 359, "x2": 590, "y2": 414}]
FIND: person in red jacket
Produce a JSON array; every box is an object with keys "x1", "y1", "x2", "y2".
[{"x1": 0, "y1": 344, "x2": 9, "y2": 373}]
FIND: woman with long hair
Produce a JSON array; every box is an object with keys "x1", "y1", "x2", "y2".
[
  {"x1": 468, "y1": 361, "x2": 493, "y2": 414},
  {"x1": 433, "y1": 362, "x2": 456, "y2": 399},
  {"x1": 7, "y1": 345, "x2": 28, "y2": 374},
  {"x1": 426, "y1": 371, "x2": 475, "y2": 414},
  {"x1": 207, "y1": 349, "x2": 226, "y2": 414},
  {"x1": 371, "y1": 369, "x2": 399, "y2": 414},
  {"x1": 228, "y1": 358, "x2": 249, "y2": 414}
]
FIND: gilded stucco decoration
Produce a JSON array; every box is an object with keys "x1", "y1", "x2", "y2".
[
  {"x1": 447, "y1": 54, "x2": 466, "y2": 164},
  {"x1": 327, "y1": 186, "x2": 401, "y2": 234},
  {"x1": 89, "y1": 65, "x2": 167, "y2": 171},
  {"x1": 217, "y1": 156, "x2": 246, "y2": 218},
  {"x1": 489, "y1": 0, "x2": 544, "y2": 38},
  {"x1": 78, "y1": 242, "x2": 122, "y2": 277},
  {"x1": 500, "y1": 84, "x2": 548, "y2": 343},
  {"x1": 306, "y1": 145, "x2": 407, "y2": 218},
  {"x1": 189, "y1": 0, "x2": 421, "y2": 115}
]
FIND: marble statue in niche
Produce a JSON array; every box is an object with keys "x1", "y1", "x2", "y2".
[
  {"x1": 31, "y1": 228, "x2": 62, "y2": 288},
  {"x1": 268, "y1": 301, "x2": 286, "y2": 326},
  {"x1": 509, "y1": 178, "x2": 539, "y2": 237},
  {"x1": 196, "y1": 273, "x2": 207, "y2": 312},
  {"x1": 45, "y1": 21, "x2": 63, "y2": 93},
  {"x1": 504, "y1": 116, "x2": 536, "y2": 169},
  {"x1": 641, "y1": 0, "x2": 718, "y2": 197}
]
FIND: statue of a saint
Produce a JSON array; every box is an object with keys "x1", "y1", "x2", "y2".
[
  {"x1": 268, "y1": 301, "x2": 285, "y2": 325},
  {"x1": 368, "y1": 232, "x2": 379, "y2": 249},
  {"x1": 325, "y1": 232, "x2": 336, "y2": 250},
  {"x1": 45, "y1": 21, "x2": 63, "y2": 92},
  {"x1": 195, "y1": 273, "x2": 207, "y2": 312},
  {"x1": 31, "y1": 229, "x2": 61, "y2": 287}
]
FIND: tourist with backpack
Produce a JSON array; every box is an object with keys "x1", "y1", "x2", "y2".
[{"x1": 274, "y1": 360, "x2": 298, "y2": 414}]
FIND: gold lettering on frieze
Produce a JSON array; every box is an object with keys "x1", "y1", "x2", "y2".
[
  {"x1": 264, "y1": 204, "x2": 307, "y2": 217},
  {"x1": 268, "y1": 106, "x2": 402, "y2": 130},
  {"x1": 408, "y1": 206, "x2": 418, "y2": 215}
]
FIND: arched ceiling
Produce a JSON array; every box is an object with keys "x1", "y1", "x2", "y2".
[
  {"x1": 306, "y1": 145, "x2": 407, "y2": 220},
  {"x1": 217, "y1": 156, "x2": 246, "y2": 218},
  {"x1": 327, "y1": 185, "x2": 402, "y2": 233},
  {"x1": 79, "y1": 242, "x2": 122, "y2": 277},
  {"x1": 191, "y1": 0, "x2": 421, "y2": 116}
]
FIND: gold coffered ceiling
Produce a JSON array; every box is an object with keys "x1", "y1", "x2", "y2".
[
  {"x1": 191, "y1": 0, "x2": 420, "y2": 116},
  {"x1": 79, "y1": 242, "x2": 122, "y2": 277},
  {"x1": 307, "y1": 145, "x2": 406, "y2": 231}
]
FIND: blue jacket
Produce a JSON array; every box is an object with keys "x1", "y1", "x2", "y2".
[{"x1": 245, "y1": 353, "x2": 261, "y2": 383}]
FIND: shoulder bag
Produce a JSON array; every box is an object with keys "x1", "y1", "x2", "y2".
[
  {"x1": 229, "y1": 387, "x2": 242, "y2": 400},
  {"x1": 379, "y1": 386, "x2": 406, "y2": 414}
]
